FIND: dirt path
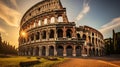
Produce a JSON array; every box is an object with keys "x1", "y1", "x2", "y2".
[{"x1": 53, "y1": 58, "x2": 120, "y2": 67}]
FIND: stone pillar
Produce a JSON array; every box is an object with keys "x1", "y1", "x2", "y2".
[
  {"x1": 87, "y1": 48, "x2": 90, "y2": 56},
  {"x1": 73, "y1": 45, "x2": 76, "y2": 56},
  {"x1": 72, "y1": 26, "x2": 76, "y2": 38},
  {"x1": 54, "y1": 46, "x2": 57, "y2": 56},
  {"x1": 46, "y1": 29, "x2": 49, "y2": 40},
  {"x1": 33, "y1": 47, "x2": 36, "y2": 56},
  {"x1": 28, "y1": 51, "x2": 31, "y2": 56},
  {"x1": 34, "y1": 33, "x2": 36, "y2": 41},
  {"x1": 46, "y1": 46, "x2": 49, "y2": 56},
  {"x1": 63, "y1": 26, "x2": 66, "y2": 38},
  {"x1": 55, "y1": 15, "x2": 58, "y2": 23},
  {"x1": 39, "y1": 46, "x2": 42, "y2": 56},
  {"x1": 63, "y1": 46, "x2": 66, "y2": 56}
]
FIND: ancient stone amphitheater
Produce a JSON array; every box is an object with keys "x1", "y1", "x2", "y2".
[{"x1": 19, "y1": 0, "x2": 104, "y2": 57}]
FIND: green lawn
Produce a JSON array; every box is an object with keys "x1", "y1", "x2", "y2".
[{"x1": 0, "y1": 56, "x2": 66, "y2": 67}]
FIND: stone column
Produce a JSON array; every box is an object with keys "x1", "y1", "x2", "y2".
[
  {"x1": 55, "y1": 15, "x2": 58, "y2": 23},
  {"x1": 63, "y1": 26, "x2": 66, "y2": 38},
  {"x1": 39, "y1": 46, "x2": 42, "y2": 56},
  {"x1": 87, "y1": 48, "x2": 90, "y2": 56},
  {"x1": 73, "y1": 45, "x2": 76, "y2": 56},
  {"x1": 63, "y1": 46, "x2": 66, "y2": 56},
  {"x1": 72, "y1": 26, "x2": 76, "y2": 38},
  {"x1": 33, "y1": 47, "x2": 36, "y2": 56},
  {"x1": 46, "y1": 46, "x2": 49, "y2": 56},
  {"x1": 54, "y1": 46, "x2": 57, "y2": 56}
]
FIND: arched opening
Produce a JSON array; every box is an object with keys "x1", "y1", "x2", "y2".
[
  {"x1": 96, "y1": 49, "x2": 99, "y2": 56},
  {"x1": 57, "y1": 46, "x2": 63, "y2": 56},
  {"x1": 66, "y1": 29, "x2": 72, "y2": 38},
  {"x1": 49, "y1": 46, "x2": 54, "y2": 56},
  {"x1": 42, "y1": 31, "x2": 46, "y2": 39},
  {"x1": 57, "y1": 29, "x2": 63, "y2": 38},
  {"x1": 44, "y1": 18, "x2": 47, "y2": 25},
  {"x1": 84, "y1": 48, "x2": 87, "y2": 55},
  {"x1": 92, "y1": 37, "x2": 94, "y2": 46},
  {"x1": 58, "y1": 16, "x2": 63, "y2": 22},
  {"x1": 38, "y1": 20, "x2": 41, "y2": 26},
  {"x1": 92, "y1": 48, "x2": 95, "y2": 56},
  {"x1": 49, "y1": 30, "x2": 54, "y2": 38},
  {"x1": 51, "y1": 17, "x2": 55, "y2": 23},
  {"x1": 77, "y1": 33, "x2": 81, "y2": 39},
  {"x1": 35, "y1": 47, "x2": 39, "y2": 56},
  {"x1": 42, "y1": 46, "x2": 46, "y2": 56},
  {"x1": 31, "y1": 33, "x2": 34, "y2": 41},
  {"x1": 83, "y1": 34, "x2": 86, "y2": 40},
  {"x1": 76, "y1": 46, "x2": 81, "y2": 56},
  {"x1": 89, "y1": 36, "x2": 91, "y2": 43},
  {"x1": 89, "y1": 48, "x2": 92, "y2": 56},
  {"x1": 36, "y1": 32, "x2": 40, "y2": 40},
  {"x1": 30, "y1": 47, "x2": 33, "y2": 56},
  {"x1": 66, "y1": 46, "x2": 73, "y2": 56}
]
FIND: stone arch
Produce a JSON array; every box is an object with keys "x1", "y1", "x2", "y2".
[
  {"x1": 42, "y1": 46, "x2": 46, "y2": 56},
  {"x1": 42, "y1": 30, "x2": 46, "y2": 39},
  {"x1": 58, "y1": 16, "x2": 63, "y2": 22},
  {"x1": 66, "y1": 45, "x2": 73, "y2": 56},
  {"x1": 92, "y1": 48, "x2": 95, "y2": 56},
  {"x1": 49, "y1": 46, "x2": 54, "y2": 56},
  {"x1": 77, "y1": 33, "x2": 81, "y2": 39},
  {"x1": 83, "y1": 34, "x2": 86, "y2": 40},
  {"x1": 49, "y1": 29, "x2": 54, "y2": 38},
  {"x1": 30, "y1": 47, "x2": 34, "y2": 56},
  {"x1": 38, "y1": 20, "x2": 41, "y2": 26},
  {"x1": 84, "y1": 48, "x2": 87, "y2": 55},
  {"x1": 44, "y1": 18, "x2": 47, "y2": 25},
  {"x1": 89, "y1": 48, "x2": 92, "y2": 56},
  {"x1": 96, "y1": 48, "x2": 99, "y2": 56},
  {"x1": 57, "y1": 45, "x2": 64, "y2": 56},
  {"x1": 57, "y1": 29, "x2": 63, "y2": 38},
  {"x1": 76, "y1": 46, "x2": 81, "y2": 56},
  {"x1": 35, "y1": 47, "x2": 39, "y2": 56},
  {"x1": 36, "y1": 32, "x2": 40, "y2": 40},
  {"x1": 51, "y1": 17, "x2": 55, "y2": 23},
  {"x1": 66, "y1": 29, "x2": 72, "y2": 38},
  {"x1": 31, "y1": 33, "x2": 34, "y2": 41}
]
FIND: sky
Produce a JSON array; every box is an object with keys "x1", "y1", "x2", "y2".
[{"x1": 0, "y1": 0, "x2": 120, "y2": 48}]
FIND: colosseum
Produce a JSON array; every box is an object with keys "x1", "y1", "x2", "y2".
[{"x1": 19, "y1": 0, "x2": 104, "y2": 57}]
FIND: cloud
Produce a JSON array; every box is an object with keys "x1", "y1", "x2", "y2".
[
  {"x1": 10, "y1": 0, "x2": 18, "y2": 8},
  {"x1": 0, "y1": 1, "x2": 21, "y2": 27},
  {"x1": 75, "y1": 0, "x2": 90, "y2": 22},
  {"x1": 99, "y1": 17, "x2": 120, "y2": 33},
  {"x1": 0, "y1": 27, "x2": 8, "y2": 36}
]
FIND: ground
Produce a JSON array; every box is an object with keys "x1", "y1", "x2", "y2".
[
  {"x1": 0, "y1": 56, "x2": 120, "y2": 67},
  {"x1": 0, "y1": 56, "x2": 65, "y2": 67},
  {"x1": 53, "y1": 57, "x2": 120, "y2": 67}
]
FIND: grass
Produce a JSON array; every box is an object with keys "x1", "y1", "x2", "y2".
[{"x1": 0, "y1": 56, "x2": 66, "y2": 67}]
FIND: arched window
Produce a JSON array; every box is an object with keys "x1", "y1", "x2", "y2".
[
  {"x1": 66, "y1": 29, "x2": 72, "y2": 38},
  {"x1": 77, "y1": 33, "x2": 81, "y2": 38},
  {"x1": 57, "y1": 29, "x2": 63, "y2": 38},
  {"x1": 58, "y1": 16, "x2": 63, "y2": 22},
  {"x1": 31, "y1": 33, "x2": 34, "y2": 41},
  {"x1": 44, "y1": 18, "x2": 47, "y2": 25},
  {"x1": 51, "y1": 17, "x2": 55, "y2": 23},
  {"x1": 36, "y1": 32, "x2": 40, "y2": 40},
  {"x1": 34, "y1": 22, "x2": 36, "y2": 27},
  {"x1": 49, "y1": 30, "x2": 54, "y2": 38},
  {"x1": 42, "y1": 31, "x2": 46, "y2": 39},
  {"x1": 83, "y1": 34, "x2": 86, "y2": 40},
  {"x1": 38, "y1": 20, "x2": 41, "y2": 26}
]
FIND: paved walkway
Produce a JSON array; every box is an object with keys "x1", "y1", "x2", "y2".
[{"x1": 53, "y1": 57, "x2": 120, "y2": 67}]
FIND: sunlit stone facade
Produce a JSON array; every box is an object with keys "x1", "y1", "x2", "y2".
[{"x1": 19, "y1": 0, "x2": 104, "y2": 57}]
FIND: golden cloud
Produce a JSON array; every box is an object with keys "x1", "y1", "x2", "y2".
[{"x1": 0, "y1": 1, "x2": 21, "y2": 27}]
